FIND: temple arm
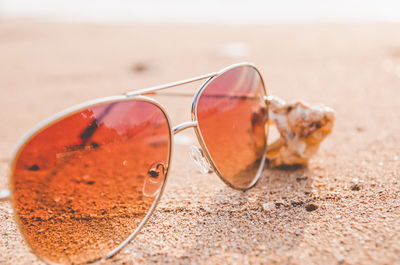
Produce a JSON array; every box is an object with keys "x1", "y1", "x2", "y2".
[
  {"x1": 125, "y1": 72, "x2": 217, "y2": 97},
  {"x1": 149, "y1": 92, "x2": 261, "y2": 100}
]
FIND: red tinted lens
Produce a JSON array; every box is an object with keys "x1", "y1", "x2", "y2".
[
  {"x1": 196, "y1": 65, "x2": 267, "y2": 189},
  {"x1": 12, "y1": 99, "x2": 171, "y2": 264}
]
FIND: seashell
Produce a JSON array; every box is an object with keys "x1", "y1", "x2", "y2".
[{"x1": 266, "y1": 95, "x2": 335, "y2": 167}]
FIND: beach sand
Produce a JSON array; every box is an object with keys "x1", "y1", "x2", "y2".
[{"x1": 0, "y1": 20, "x2": 399, "y2": 264}]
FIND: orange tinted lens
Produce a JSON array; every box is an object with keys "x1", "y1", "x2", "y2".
[
  {"x1": 196, "y1": 66, "x2": 267, "y2": 189},
  {"x1": 12, "y1": 99, "x2": 171, "y2": 264}
]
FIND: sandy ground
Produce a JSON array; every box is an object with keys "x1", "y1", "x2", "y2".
[{"x1": 0, "y1": 20, "x2": 399, "y2": 264}]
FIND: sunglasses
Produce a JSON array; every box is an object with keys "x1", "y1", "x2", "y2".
[{"x1": 3, "y1": 63, "x2": 269, "y2": 264}]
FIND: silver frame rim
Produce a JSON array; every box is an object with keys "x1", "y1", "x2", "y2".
[
  {"x1": 191, "y1": 63, "x2": 269, "y2": 191},
  {"x1": 8, "y1": 95, "x2": 174, "y2": 265}
]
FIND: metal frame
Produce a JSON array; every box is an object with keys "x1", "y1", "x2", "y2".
[
  {"x1": 191, "y1": 63, "x2": 268, "y2": 191},
  {"x1": 4, "y1": 62, "x2": 269, "y2": 264}
]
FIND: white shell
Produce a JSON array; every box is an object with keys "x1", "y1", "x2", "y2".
[{"x1": 266, "y1": 95, "x2": 335, "y2": 167}]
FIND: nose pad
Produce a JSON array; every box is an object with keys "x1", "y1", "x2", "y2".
[
  {"x1": 143, "y1": 162, "x2": 166, "y2": 198},
  {"x1": 190, "y1": 145, "x2": 212, "y2": 174},
  {"x1": 0, "y1": 189, "x2": 10, "y2": 200}
]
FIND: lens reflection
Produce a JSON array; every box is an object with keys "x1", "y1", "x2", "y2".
[
  {"x1": 12, "y1": 99, "x2": 170, "y2": 264},
  {"x1": 196, "y1": 66, "x2": 267, "y2": 189}
]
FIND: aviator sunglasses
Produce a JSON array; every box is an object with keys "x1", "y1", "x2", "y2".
[{"x1": 2, "y1": 63, "x2": 270, "y2": 264}]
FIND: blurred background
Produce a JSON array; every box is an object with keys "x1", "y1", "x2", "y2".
[
  {"x1": 0, "y1": 0, "x2": 399, "y2": 167},
  {"x1": 1, "y1": 0, "x2": 400, "y2": 23}
]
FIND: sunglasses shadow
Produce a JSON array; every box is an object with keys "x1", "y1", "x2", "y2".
[{"x1": 115, "y1": 159, "x2": 316, "y2": 264}]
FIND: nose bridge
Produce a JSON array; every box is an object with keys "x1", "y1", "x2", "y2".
[{"x1": 173, "y1": 121, "x2": 198, "y2": 135}]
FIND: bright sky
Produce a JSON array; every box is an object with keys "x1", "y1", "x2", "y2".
[{"x1": 1, "y1": 0, "x2": 400, "y2": 23}]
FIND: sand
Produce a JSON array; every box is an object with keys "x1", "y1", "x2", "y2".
[{"x1": 0, "y1": 20, "x2": 399, "y2": 264}]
